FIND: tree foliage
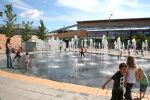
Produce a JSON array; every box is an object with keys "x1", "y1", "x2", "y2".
[
  {"x1": 0, "y1": 11, "x2": 2, "y2": 17},
  {"x1": 3, "y1": 4, "x2": 17, "y2": 37},
  {"x1": 147, "y1": 37, "x2": 150, "y2": 47},
  {"x1": 37, "y1": 20, "x2": 48, "y2": 40},
  {"x1": 21, "y1": 21, "x2": 33, "y2": 42},
  {"x1": 132, "y1": 32, "x2": 146, "y2": 49},
  {"x1": 119, "y1": 33, "x2": 127, "y2": 43}
]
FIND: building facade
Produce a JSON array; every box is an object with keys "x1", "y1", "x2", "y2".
[
  {"x1": 48, "y1": 18, "x2": 150, "y2": 48},
  {"x1": 77, "y1": 17, "x2": 150, "y2": 48},
  {"x1": 78, "y1": 17, "x2": 150, "y2": 37}
]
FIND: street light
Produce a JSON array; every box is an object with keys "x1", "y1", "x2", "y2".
[
  {"x1": 108, "y1": 13, "x2": 113, "y2": 30},
  {"x1": 108, "y1": 14, "x2": 113, "y2": 24}
]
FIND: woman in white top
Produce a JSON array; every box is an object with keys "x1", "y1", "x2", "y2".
[{"x1": 124, "y1": 56, "x2": 137, "y2": 100}]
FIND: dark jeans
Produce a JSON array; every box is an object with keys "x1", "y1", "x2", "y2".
[
  {"x1": 124, "y1": 83, "x2": 134, "y2": 100},
  {"x1": 6, "y1": 54, "x2": 12, "y2": 68},
  {"x1": 111, "y1": 87, "x2": 124, "y2": 100},
  {"x1": 80, "y1": 52, "x2": 85, "y2": 57},
  {"x1": 13, "y1": 53, "x2": 21, "y2": 62}
]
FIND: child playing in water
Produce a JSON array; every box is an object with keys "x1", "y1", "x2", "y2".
[
  {"x1": 80, "y1": 47, "x2": 85, "y2": 58},
  {"x1": 13, "y1": 47, "x2": 23, "y2": 62},
  {"x1": 25, "y1": 52, "x2": 30, "y2": 68},
  {"x1": 137, "y1": 68, "x2": 149, "y2": 99},
  {"x1": 102, "y1": 63, "x2": 128, "y2": 100}
]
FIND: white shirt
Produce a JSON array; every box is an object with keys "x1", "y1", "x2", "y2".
[{"x1": 127, "y1": 68, "x2": 136, "y2": 83}]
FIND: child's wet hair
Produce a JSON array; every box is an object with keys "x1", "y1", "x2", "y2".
[
  {"x1": 126, "y1": 56, "x2": 136, "y2": 68},
  {"x1": 119, "y1": 63, "x2": 128, "y2": 69}
]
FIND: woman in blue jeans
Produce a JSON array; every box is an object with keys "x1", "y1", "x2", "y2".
[{"x1": 5, "y1": 38, "x2": 13, "y2": 68}]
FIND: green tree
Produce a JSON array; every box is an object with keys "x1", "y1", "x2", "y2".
[
  {"x1": 133, "y1": 32, "x2": 146, "y2": 48},
  {"x1": 0, "y1": 11, "x2": 2, "y2": 17},
  {"x1": 22, "y1": 21, "x2": 33, "y2": 42},
  {"x1": 37, "y1": 20, "x2": 48, "y2": 40},
  {"x1": 3, "y1": 4, "x2": 17, "y2": 37},
  {"x1": 119, "y1": 33, "x2": 128, "y2": 43},
  {"x1": 147, "y1": 36, "x2": 150, "y2": 47}
]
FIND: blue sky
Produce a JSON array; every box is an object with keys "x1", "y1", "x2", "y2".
[{"x1": 0, "y1": 0, "x2": 150, "y2": 32}]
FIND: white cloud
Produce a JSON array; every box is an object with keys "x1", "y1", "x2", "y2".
[
  {"x1": 42, "y1": 0, "x2": 48, "y2": 4},
  {"x1": 5, "y1": 0, "x2": 150, "y2": 29},
  {"x1": 56, "y1": 0, "x2": 150, "y2": 19},
  {"x1": 56, "y1": 0, "x2": 102, "y2": 13},
  {"x1": 102, "y1": 0, "x2": 150, "y2": 19},
  {"x1": 12, "y1": 0, "x2": 32, "y2": 10},
  {"x1": 12, "y1": 0, "x2": 44, "y2": 20},
  {"x1": 42, "y1": 15, "x2": 69, "y2": 21},
  {"x1": 119, "y1": 0, "x2": 149, "y2": 8},
  {"x1": 20, "y1": 9, "x2": 44, "y2": 19},
  {"x1": 11, "y1": 0, "x2": 150, "y2": 21}
]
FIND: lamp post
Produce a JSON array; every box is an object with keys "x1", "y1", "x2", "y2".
[
  {"x1": 108, "y1": 13, "x2": 113, "y2": 40},
  {"x1": 108, "y1": 14, "x2": 113, "y2": 25}
]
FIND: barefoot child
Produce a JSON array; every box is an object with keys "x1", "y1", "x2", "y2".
[
  {"x1": 80, "y1": 47, "x2": 85, "y2": 58},
  {"x1": 137, "y1": 68, "x2": 149, "y2": 99},
  {"x1": 13, "y1": 47, "x2": 23, "y2": 62},
  {"x1": 25, "y1": 52, "x2": 30, "y2": 68}
]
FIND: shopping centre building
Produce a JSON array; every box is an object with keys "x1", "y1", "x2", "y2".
[{"x1": 49, "y1": 17, "x2": 150, "y2": 48}]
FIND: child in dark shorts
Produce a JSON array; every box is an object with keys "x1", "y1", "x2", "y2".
[
  {"x1": 102, "y1": 63, "x2": 128, "y2": 100},
  {"x1": 137, "y1": 68, "x2": 149, "y2": 99},
  {"x1": 13, "y1": 47, "x2": 23, "y2": 62}
]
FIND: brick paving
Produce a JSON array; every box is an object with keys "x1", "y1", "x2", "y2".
[
  {"x1": 0, "y1": 70, "x2": 150, "y2": 100},
  {"x1": 0, "y1": 50, "x2": 150, "y2": 100}
]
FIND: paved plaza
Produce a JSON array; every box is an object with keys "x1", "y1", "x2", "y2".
[
  {"x1": 0, "y1": 51, "x2": 150, "y2": 100},
  {"x1": 0, "y1": 70, "x2": 110, "y2": 100}
]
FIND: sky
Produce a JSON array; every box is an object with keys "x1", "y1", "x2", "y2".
[{"x1": 0, "y1": 0, "x2": 150, "y2": 32}]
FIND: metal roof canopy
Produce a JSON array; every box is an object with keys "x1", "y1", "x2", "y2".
[
  {"x1": 49, "y1": 24, "x2": 77, "y2": 33},
  {"x1": 77, "y1": 17, "x2": 150, "y2": 31}
]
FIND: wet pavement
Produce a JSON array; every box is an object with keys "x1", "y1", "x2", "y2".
[
  {"x1": 0, "y1": 50, "x2": 150, "y2": 100},
  {"x1": 1, "y1": 51, "x2": 150, "y2": 88}
]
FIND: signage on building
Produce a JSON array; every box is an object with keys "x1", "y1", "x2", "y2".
[{"x1": 88, "y1": 31, "x2": 107, "y2": 39}]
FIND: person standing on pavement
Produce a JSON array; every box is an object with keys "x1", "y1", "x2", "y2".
[
  {"x1": 124, "y1": 56, "x2": 137, "y2": 100},
  {"x1": 5, "y1": 38, "x2": 14, "y2": 68}
]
